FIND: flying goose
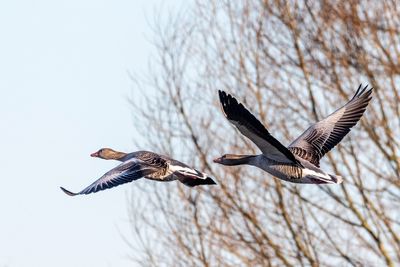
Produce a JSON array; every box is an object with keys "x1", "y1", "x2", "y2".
[
  {"x1": 214, "y1": 85, "x2": 373, "y2": 184},
  {"x1": 61, "y1": 149, "x2": 216, "y2": 196}
]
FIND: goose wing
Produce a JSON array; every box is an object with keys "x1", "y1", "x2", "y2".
[
  {"x1": 219, "y1": 90, "x2": 301, "y2": 165},
  {"x1": 288, "y1": 84, "x2": 373, "y2": 167},
  {"x1": 60, "y1": 157, "x2": 166, "y2": 196}
]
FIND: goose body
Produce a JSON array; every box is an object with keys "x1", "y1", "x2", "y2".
[
  {"x1": 243, "y1": 155, "x2": 341, "y2": 184},
  {"x1": 61, "y1": 149, "x2": 216, "y2": 196},
  {"x1": 214, "y1": 85, "x2": 373, "y2": 184}
]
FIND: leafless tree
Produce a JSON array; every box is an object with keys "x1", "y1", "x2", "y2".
[{"x1": 127, "y1": 1, "x2": 400, "y2": 266}]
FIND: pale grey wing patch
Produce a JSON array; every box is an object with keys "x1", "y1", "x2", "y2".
[
  {"x1": 302, "y1": 128, "x2": 330, "y2": 152},
  {"x1": 288, "y1": 127, "x2": 331, "y2": 167},
  {"x1": 60, "y1": 159, "x2": 159, "y2": 196},
  {"x1": 289, "y1": 84, "x2": 373, "y2": 166}
]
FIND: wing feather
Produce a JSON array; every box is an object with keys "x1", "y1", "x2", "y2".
[
  {"x1": 219, "y1": 90, "x2": 301, "y2": 165},
  {"x1": 60, "y1": 158, "x2": 161, "y2": 196},
  {"x1": 289, "y1": 84, "x2": 373, "y2": 167}
]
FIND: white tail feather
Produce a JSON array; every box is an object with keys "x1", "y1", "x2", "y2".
[
  {"x1": 303, "y1": 168, "x2": 343, "y2": 184},
  {"x1": 169, "y1": 164, "x2": 207, "y2": 179},
  {"x1": 329, "y1": 174, "x2": 343, "y2": 184}
]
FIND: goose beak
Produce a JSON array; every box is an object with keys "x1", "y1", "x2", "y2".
[
  {"x1": 90, "y1": 152, "x2": 99, "y2": 157},
  {"x1": 213, "y1": 157, "x2": 222, "y2": 164}
]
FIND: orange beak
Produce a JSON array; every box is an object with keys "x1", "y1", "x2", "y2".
[
  {"x1": 213, "y1": 157, "x2": 222, "y2": 163},
  {"x1": 90, "y1": 151, "x2": 99, "y2": 157}
]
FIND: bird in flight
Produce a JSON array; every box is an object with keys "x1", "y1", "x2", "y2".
[
  {"x1": 214, "y1": 85, "x2": 373, "y2": 184},
  {"x1": 61, "y1": 149, "x2": 216, "y2": 196}
]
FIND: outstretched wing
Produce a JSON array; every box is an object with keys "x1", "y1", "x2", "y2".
[
  {"x1": 289, "y1": 84, "x2": 373, "y2": 167},
  {"x1": 219, "y1": 90, "x2": 301, "y2": 165},
  {"x1": 60, "y1": 158, "x2": 163, "y2": 196}
]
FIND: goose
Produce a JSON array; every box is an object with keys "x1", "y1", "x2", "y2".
[
  {"x1": 61, "y1": 149, "x2": 216, "y2": 196},
  {"x1": 214, "y1": 85, "x2": 373, "y2": 184}
]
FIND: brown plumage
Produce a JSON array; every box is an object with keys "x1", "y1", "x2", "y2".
[{"x1": 61, "y1": 149, "x2": 217, "y2": 196}]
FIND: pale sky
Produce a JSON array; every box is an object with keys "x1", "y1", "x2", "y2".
[{"x1": 0, "y1": 0, "x2": 183, "y2": 266}]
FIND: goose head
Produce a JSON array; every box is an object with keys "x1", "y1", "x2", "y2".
[
  {"x1": 213, "y1": 154, "x2": 255, "y2": 166},
  {"x1": 90, "y1": 148, "x2": 127, "y2": 160}
]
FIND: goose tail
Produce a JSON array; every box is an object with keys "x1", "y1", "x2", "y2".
[
  {"x1": 303, "y1": 168, "x2": 343, "y2": 184},
  {"x1": 169, "y1": 164, "x2": 217, "y2": 187},
  {"x1": 329, "y1": 174, "x2": 343, "y2": 184}
]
